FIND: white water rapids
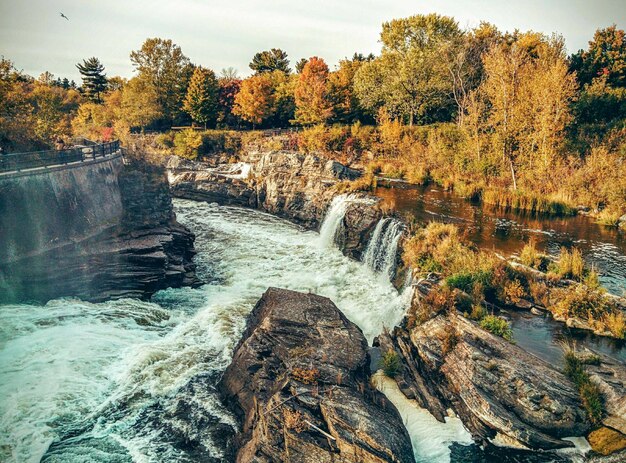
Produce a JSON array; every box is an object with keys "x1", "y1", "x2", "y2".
[{"x1": 1, "y1": 198, "x2": 439, "y2": 463}]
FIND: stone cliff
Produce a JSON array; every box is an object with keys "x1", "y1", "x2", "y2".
[
  {"x1": 0, "y1": 157, "x2": 198, "y2": 303},
  {"x1": 167, "y1": 151, "x2": 361, "y2": 230}
]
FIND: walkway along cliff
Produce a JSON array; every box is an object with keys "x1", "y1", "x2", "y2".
[{"x1": 0, "y1": 142, "x2": 198, "y2": 303}]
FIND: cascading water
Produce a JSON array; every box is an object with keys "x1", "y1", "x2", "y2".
[
  {"x1": 0, "y1": 199, "x2": 416, "y2": 463},
  {"x1": 317, "y1": 194, "x2": 353, "y2": 248},
  {"x1": 363, "y1": 217, "x2": 404, "y2": 280}
]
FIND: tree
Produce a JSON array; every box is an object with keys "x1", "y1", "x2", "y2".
[
  {"x1": 183, "y1": 67, "x2": 219, "y2": 128},
  {"x1": 466, "y1": 33, "x2": 578, "y2": 189},
  {"x1": 76, "y1": 57, "x2": 107, "y2": 103},
  {"x1": 220, "y1": 67, "x2": 239, "y2": 80},
  {"x1": 250, "y1": 48, "x2": 290, "y2": 74},
  {"x1": 570, "y1": 25, "x2": 626, "y2": 88},
  {"x1": 130, "y1": 38, "x2": 192, "y2": 125},
  {"x1": 294, "y1": 57, "x2": 332, "y2": 125},
  {"x1": 120, "y1": 77, "x2": 160, "y2": 131},
  {"x1": 295, "y1": 58, "x2": 308, "y2": 74},
  {"x1": 446, "y1": 22, "x2": 502, "y2": 123},
  {"x1": 267, "y1": 70, "x2": 296, "y2": 127},
  {"x1": 327, "y1": 57, "x2": 369, "y2": 123},
  {"x1": 233, "y1": 74, "x2": 274, "y2": 127},
  {"x1": 354, "y1": 14, "x2": 462, "y2": 125},
  {"x1": 217, "y1": 77, "x2": 242, "y2": 127}
]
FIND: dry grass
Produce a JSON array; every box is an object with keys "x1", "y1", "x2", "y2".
[
  {"x1": 587, "y1": 427, "x2": 626, "y2": 456},
  {"x1": 556, "y1": 247, "x2": 586, "y2": 281},
  {"x1": 291, "y1": 368, "x2": 320, "y2": 385}
]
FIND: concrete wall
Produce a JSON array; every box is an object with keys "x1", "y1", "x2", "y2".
[{"x1": 0, "y1": 154, "x2": 124, "y2": 264}]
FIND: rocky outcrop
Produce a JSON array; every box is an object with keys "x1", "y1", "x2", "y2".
[
  {"x1": 336, "y1": 197, "x2": 383, "y2": 260},
  {"x1": 219, "y1": 287, "x2": 415, "y2": 463},
  {"x1": 586, "y1": 354, "x2": 626, "y2": 436},
  {"x1": 251, "y1": 151, "x2": 360, "y2": 229},
  {"x1": 376, "y1": 289, "x2": 591, "y2": 450},
  {"x1": 0, "y1": 159, "x2": 198, "y2": 303},
  {"x1": 167, "y1": 151, "x2": 361, "y2": 230}
]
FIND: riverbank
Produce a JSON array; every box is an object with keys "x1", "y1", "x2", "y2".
[{"x1": 164, "y1": 148, "x2": 625, "y2": 459}]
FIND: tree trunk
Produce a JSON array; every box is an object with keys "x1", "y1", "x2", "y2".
[{"x1": 509, "y1": 158, "x2": 517, "y2": 191}]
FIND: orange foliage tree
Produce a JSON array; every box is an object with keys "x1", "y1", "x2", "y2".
[
  {"x1": 294, "y1": 57, "x2": 332, "y2": 125},
  {"x1": 233, "y1": 74, "x2": 274, "y2": 127}
]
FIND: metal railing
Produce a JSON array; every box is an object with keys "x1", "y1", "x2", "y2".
[{"x1": 0, "y1": 140, "x2": 121, "y2": 173}]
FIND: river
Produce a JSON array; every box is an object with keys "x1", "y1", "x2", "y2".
[
  {"x1": 0, "y1": 199, "x2": 413, "y2": 463},
  {"x1": 0, "y1": 197, "x2": 619, "y2": 462},
  {"x1": 375, "y1": 186, "x2": 626, "y2": 296}
]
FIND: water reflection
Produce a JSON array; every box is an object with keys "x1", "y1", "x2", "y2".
[{"x1": 376, "y1": 186, "x2": 626, "y2": 295}]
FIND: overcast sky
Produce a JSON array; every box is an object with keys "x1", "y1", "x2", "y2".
[{"x1": 1, "y1": 0, "x2": 624, "y2": 82}]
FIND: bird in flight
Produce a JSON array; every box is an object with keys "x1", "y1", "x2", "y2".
[{"x1": 60, "y1": 12, "x2": 69, "y2": 20}]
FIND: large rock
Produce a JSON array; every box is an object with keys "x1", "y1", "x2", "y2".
[
  {"x1": 377, "y1": 304, "x2": 590, "y2": 450},
  {"x1": 219, "y1": 287, "x2": 415, "y2": 463},
  {"x1": 336, "y1": 197, "x2": 383, "y2": 260}
]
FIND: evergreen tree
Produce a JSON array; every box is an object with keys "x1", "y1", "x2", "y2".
[
  {"x1": 76, "y1": 57, "x2": 107, "y2": 103},
  {"x1": 183, "y1": 67, "x2": 219, "y2": 128}
]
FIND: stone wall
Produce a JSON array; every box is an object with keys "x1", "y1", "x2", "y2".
[{"x1": 0, "y1": 156, "x2": 198, "y2": 303}]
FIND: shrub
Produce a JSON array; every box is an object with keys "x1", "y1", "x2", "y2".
[
  {"x1": 446, "y1": 270, "x2": 493, "y2": 296},
  {"x1": 441, "y1": 329, "x2": 459, "y2": 355},
  {"x1": 587, "y1": 427, "x2": 626, "y2": 456},
  {"x1": 283, "y1": 408, "x2": 307, "y2": 432},
  {"x1": 409, "y1": 286, "x2": 457, "y2": 327},
  {"x1": 174, "y1": 129, "x2": 203, "y2": 159},
  {"x1": 551, "y1": 285, "x2": 622, "y2": 338},
  {"x1": 154, "y1": 131, "x2": 175, "y2": 149},
  {"x1": 468, "y1": 304, "x2": 487, "y2": 321},
  {"x1": 380, "y1": 350, "x2": 401, "y2": 378},
  {"x1": 604, "y1": 311, "x2": 626, "y2": 339},
  {"x1": 519, "y1": 239, "x2": 550, "y2": 270},
  {"x1": 504, "y1": 279, "x2": 525, "y2": 304},
  {"x1": 479, "y1": 315, "x2": 513, "y2": 341},
  {"x1": 529, "y1": 280, "x2": 550, "y2": 307}
]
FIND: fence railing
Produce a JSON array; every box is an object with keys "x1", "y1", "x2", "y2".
[{"x1": 0, "y1": 140, "x2": 121, "y2": 173}]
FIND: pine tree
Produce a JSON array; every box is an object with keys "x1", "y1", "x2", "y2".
[
  {"x1": 76, "y1": 57, "x2": 107, "y2": 103},
  {"x1": 183, "y1": 67, "x2": 219, "y2": 128}
]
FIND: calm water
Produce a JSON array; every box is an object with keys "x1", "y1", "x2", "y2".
[{"x1": 375, "y1": 186, "x2": 626, "y2": 296}]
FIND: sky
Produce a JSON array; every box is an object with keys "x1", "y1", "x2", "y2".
[{"x1": 0, "y1": 0, "x2": 624, "y2": 82}]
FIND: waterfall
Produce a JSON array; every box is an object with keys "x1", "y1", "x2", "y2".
[
  {"x1": 363, "y1": 217, "x2": 404, "y2": 280},
  {"x1": 318, "y1": 194, "x2": 354, "y2": 248}
]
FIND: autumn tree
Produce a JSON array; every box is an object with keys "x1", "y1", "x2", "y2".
[
  {"x1": 327, "y1": 56, "x2": 370, "y2": 123},
  {"x1": 217, "y1": 77, "x2": 242, "y2": 127},
  {"x1": 465, "y1": 33, "x2": 578, "y2": 189},
  {"x1": 250, "y1": 48, "x2": 290, "y2": 74},
  {"x1": 233, "y1": 74, "x2": 274, "y2": 127},
  {"x1": 267, "y1": 70, "x2": 296, "y2": 127},
  {"x1": 183, "y1": 67, "x2": 219, "y2": 128},
  {"x1": 354, "y1": 14, "x2": 462, "y2": 125},
  {"x1": 76, "y1": 57, "x2": 107, "y2": 103},
  {"x1": 120, "y1": 77, "x2": 160, "y2": 131},
  {"x1": 447, "y1": 22, "x2": 503, "y2": 123},
  {"x1": 570, "y1": 25, "x2": 626, "y2": 88},
  {"x1": 130, "y1": 38, "x2": 192, "y2": 125},
  {"x1": 294, "y1": 57, "x2": 332, "y2": 125}
]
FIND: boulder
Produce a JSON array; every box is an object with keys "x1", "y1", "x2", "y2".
[
  {"x1": 219, "y1": 287, "x2": 415, "y2": 463},
  {"x1": 377, "y1": 309, "x2": 591, "y2": 450}
]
